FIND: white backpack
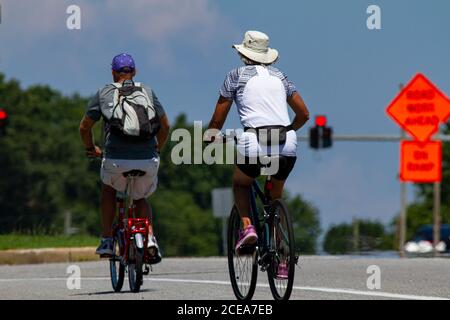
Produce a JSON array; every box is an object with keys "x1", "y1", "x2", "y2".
[{"x1": 106, "y1": 81, "x2": 160, "y2": 141}]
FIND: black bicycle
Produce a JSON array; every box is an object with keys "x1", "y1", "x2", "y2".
[{"x1": 227, "y1": 156, "x2": 298, "y2": 301}]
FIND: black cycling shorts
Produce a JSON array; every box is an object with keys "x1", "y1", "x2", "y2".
[{"x1": 236, "y1": 156, "x2": 297, "y2": 180}]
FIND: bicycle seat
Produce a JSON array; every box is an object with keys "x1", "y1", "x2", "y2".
[{"x1": 122, "y1": 170, "x2": 146, "y2": 177}]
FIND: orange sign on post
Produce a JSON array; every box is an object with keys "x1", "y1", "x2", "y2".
[
  {"x1": 400, "y1": 141, "x2": 442, "y2": 183},
  {"x1": 386, "y1": 74, "x2": 450, "y2": 142}
]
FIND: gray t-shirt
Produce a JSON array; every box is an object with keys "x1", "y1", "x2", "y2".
[{"x1": 85, "y1": 81, "x2": 166, "y2": 160}]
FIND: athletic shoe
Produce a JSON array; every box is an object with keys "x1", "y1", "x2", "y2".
[
  {"x1": 276, "y1": 262, "x2": 289, "y2": 280},
  {"x1": 95, "y1": 237, "x2": 113, "y2": 256},
  {"x1": 235, "y1": 225, "x2": 258, "y2": 253},
  {"x1": 147, "y1": 235, "x2": 162, "y2": 264}
]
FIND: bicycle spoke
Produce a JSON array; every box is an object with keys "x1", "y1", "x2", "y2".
[
  {"x1": 231, "y1": 214, "x2": 255, "y2": 297},
  {"x1": 228, "y1": 206, "x2": 258, "y2": 300}
]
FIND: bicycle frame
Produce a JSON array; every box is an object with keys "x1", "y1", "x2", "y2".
[
  {"x1": 249, "y1": 178, "x2": 278, "y2": 269},
  {"x1": 114, "y1": 176, "x2": 150, "y2": 265}
]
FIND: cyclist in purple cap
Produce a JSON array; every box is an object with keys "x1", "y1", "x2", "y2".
[{"x1": 79, "y1": 53, "x2": 170, "y2": 263}]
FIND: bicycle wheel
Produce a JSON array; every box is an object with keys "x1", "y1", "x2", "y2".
[
  {"x1": 227, "y1": 205, "x2": 258, "y2": 301},
  {"x1": 128, "y1": 238, "x2": 144, "y2": 293},
  {"x1": 109, "y1": 233, "x2": 125, "y2": 292},
  {"x1": 267, "y1": 199, "x2": 295, "y2": 301}
]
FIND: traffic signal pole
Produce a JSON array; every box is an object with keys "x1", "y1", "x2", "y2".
[{"x1": 296, "y1": 134, "x2": 450, "y2": 142}]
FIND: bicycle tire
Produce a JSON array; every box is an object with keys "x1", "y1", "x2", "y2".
[
  {"x1": 227, "y1": 205, "x2": 258, "y2": 301},
  {"x1": 128, "y1": 240, "x2": 144, "y2": 293},
  {"x1": 267, "y1": 199, "x2": 295, "y2": 301},
  {"x1": 110, "y1": 234, "x2": 125, "y2": 292}
]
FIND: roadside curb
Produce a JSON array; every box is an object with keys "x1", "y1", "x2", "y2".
[{"x1": 0, "y1": 247, "x2": 99, "y2": 265}]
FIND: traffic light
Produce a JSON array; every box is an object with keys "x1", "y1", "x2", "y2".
[
  {"x1": 0, "y1": 108, "x2": 9, "y2": 136},
  {"x1": 309, "y1": 115, "x2": 333, "y2": 149},
  {"x1": 309, "y1": 126, "x2": 320, "y2": 149},
  {"x1": 322, "y1": 126, "x2": 333, "y2": 148}
]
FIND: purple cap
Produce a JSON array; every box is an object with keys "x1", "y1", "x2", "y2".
[{"x1": 111, "y1": 53, "x2": 135, "y2": 71}]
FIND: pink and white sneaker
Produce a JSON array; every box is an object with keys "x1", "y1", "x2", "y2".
[
  {"x1": 235, "y1": 225, "x2": 258, "y2": 253},
  {"x1": 276, "y1": 262, "x2": 289, "y2": 280}
]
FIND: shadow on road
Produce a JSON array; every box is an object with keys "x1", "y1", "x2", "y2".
[{"x1": 71, "y1": 288, "x2": 156, "y2": 296}]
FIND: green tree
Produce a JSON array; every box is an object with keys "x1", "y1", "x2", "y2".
[
  {"x1": 152, "y1": 190, "x2": 219, "y2": 256},
  {"x1": 0, "y1": 74, "x2": 100, "y2": 234},
  {"x1": 323, "y1": 219, "x2": 392, "y2": 254},
  {"x1": 158, "y1": 114, "x2": 234, "y2": 209},
  {"x1": 285, "y1": 193, "x2": 321, "y2": 254}
]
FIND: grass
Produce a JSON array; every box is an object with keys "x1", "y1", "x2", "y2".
[{"x1": 0, "y1": 234, "x2": 99, "y2": 250}]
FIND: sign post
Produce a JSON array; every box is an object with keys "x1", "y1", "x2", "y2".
[
  {"x1": 433, "y1": 182, "x2": 441, "y2": 257},
  {"x1": 386, "y1": 73, "x2": 450, "y2": 257},
  {"x1": 212, "y1": 188, "x2": 233, "y2": 255}
]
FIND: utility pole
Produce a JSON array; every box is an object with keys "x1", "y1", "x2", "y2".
[
  {"x1": 64, "y1": 211, "x2": 72, "y2": 235},
  {"x1": 433, "y1": 182, "x2": 441, "y2": 257},
  {"x1": 352, "y1": 217, "x2": 359, "y2": 254}
]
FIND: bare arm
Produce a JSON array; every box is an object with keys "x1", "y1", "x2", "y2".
[
  {"x1": 156, "y1": 114, "x2": 170, "y2": 152},
  {"x1": 79, "y1": 115, "x2": 102, "y2": 157},
  {"x1": 208, "y1": 96, "x2": 233, "y2": 130},
  {"x1": 287, "y1": 92, "x2": 310, "y2": 131}
]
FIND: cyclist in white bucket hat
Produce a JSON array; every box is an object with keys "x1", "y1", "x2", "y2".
[
  {"x1": 207, "y1": 30, "x2": 310, "y2": 273},
  {"x1": 232, "y1": 30, "x2": 279, "y2": 65}
]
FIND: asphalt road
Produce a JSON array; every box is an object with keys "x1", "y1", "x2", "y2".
[{"x1": 0, "y1": 256, "x2": 449, "y2": 300}]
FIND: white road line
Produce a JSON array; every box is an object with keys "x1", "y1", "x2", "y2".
[
  {"x1": 0, "y1": 276, "x2": 448, "y2": 300},
  {"x1": 144, "y1": 277, "x2": 449, "y2": 300}
]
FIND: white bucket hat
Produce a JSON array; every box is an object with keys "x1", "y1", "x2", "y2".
[{"x1": 233, "y1": 31, "x2": 279, "y2": 65}]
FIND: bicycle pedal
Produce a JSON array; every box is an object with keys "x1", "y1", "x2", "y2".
[
  {"x1": 100, "y1": 254, "x2": 112, "y2": 259},
  {"x1": 143, "y1": 265, "x2": 150, "y2": 275},
  {"x1": 238, "y1": 244, "x2": 256, "y2": 255}
]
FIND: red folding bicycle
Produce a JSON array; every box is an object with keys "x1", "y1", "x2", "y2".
[{"x1": 108, "y1": 169, "x2": 153, "y2": 293}]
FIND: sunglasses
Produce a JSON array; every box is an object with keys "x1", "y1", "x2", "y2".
[{"x1": 116, "y1": 67, "x2": 135, "y2": 74}]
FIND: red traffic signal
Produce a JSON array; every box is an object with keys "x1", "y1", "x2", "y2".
[
  {"x1": 315, "y1": 115, "x2": 327, "y2": 127},
  {"x1": 0, "y1": 109, "x2": 7, "y2": 121},
  {"x1": 310, "y1": 115, "x2": 333, "y2": 149},
  {"x1": 0, "y1": 108, "x2": 9, "y2": 136}
]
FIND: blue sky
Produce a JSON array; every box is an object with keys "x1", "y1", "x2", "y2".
[{"x1": 1, "y1": 0, "x2": 449, "y2": 230}]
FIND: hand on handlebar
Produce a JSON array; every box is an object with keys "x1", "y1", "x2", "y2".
[
  {"x1": 85, "y1": 146, "x2": 103, "y2": 158},
  {"x1": 203, "y1": 130, "x2": 224, "y2": 145},
  {"x1": 204, "y1": 130, "x2": 237, "y2": 145}
]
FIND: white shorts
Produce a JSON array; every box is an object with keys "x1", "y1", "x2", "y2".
[
  {"x1": 237, "y1": 130, "x2": 298, "y2": 158},
  {"x1": 100, "y1": 157, "x2": 160, "y2": 200}
]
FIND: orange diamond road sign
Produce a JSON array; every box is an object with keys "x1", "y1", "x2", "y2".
[
  {"x1": 386, "y1": 73, "x2": 450, "y2": 141},
  {"x1": 400, "y1": 141, "x2": 442, "y2": 183}
]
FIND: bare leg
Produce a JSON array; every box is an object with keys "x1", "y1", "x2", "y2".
[
  {"x1": 270, "y1": 178, "x2": 286, "y2": 200},
  {"x1": 134, "y1": 198, "x2": 154, "y2": 236},
  {"x1": 101, "y1": 183, "x2": 117, "y2": 238},
  {"x1": 233, "y1": 166, "x2": 254, "y2": 227}
]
